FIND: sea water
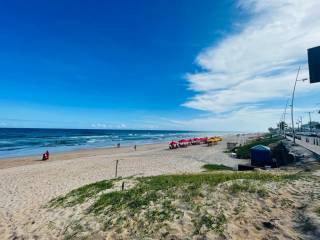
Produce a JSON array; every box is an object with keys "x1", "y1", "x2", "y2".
[{"x1": 0, "y1": 128, "x2": 231, "y2": 158}]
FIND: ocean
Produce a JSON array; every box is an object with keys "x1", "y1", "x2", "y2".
[{"x1": 0, "y1": 128, "x2": 230, "y2": 159}]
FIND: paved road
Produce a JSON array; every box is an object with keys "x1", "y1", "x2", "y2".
[{"x1": 287, "y1": 136, "x2": 320, "y2": 156}]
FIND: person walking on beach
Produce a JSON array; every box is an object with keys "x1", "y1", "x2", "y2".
[
  {"x1": 117, "y1": 143, "x2": 120, "y2": 148},
  {"x1": 134, "y1": 145, "x2": 137, "y2": 151}
]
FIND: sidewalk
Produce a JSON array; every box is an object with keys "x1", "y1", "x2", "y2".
[{"x1": 287, "y1": 136, "x2": 320, "y2": 156}]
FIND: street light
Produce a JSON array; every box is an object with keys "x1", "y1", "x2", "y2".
[
  {"x1": 283, "y1": 99, "x2": 290, "y2": 138},
  {"x1": 296, "y1": 119, "x2": 300, "y2": 132},
  {"x1": 299, "y1": 116, "x2": 303, "y2": 132},
  {"x1": 305, "y1": 111, "x2": 315, "y2": 132},
  {"x1": 290, "y1": 66, "x2": 308, "y2": 144}
]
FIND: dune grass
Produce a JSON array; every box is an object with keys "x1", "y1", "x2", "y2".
[
  {"x1": 193, "y1": 211, "x2": 227, "y2": 235},
  {"x1": 49, "y1": 171, "x2": 297, "y2": 238},
  {"x1": 92, "y1": 172, "x2": 280, "y2": 214},
  {"x1": 49, "y1": 180, "x2": 113, "y2": 207},
  {"x1": 50, "y1": 172, "x2": 294, "y2": 211},
  {"x1": 228, "y1": 179, "x2": 269, "y2": 198}
]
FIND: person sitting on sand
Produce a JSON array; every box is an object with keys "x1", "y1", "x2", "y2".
[{"x1": 42, "y1": 150, "x2": 49, "y2": 161}]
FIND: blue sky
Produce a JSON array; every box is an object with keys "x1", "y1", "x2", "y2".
[{"x1": 0, "y1": 0, "x2": 320, "y2": 131}]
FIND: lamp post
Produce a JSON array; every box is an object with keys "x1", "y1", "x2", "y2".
[
  {"x1": 290, "y1": 66, "x2": 308, "y2": 144},
  {"x1": 283, "y1": 99, "x2": 289, "y2": 138},
  {"x1": 296, "y1": 116, "x2": 303, "y2": 133},
  {"x1": 296, "y1": 119, "x2": 300, "y2": 133},
  {"x1": 308, "y1": 111, "x2": 312, "y2": 132},
  {"x1": 305, "y1": 111, "x2": 314, "y2": 133}
]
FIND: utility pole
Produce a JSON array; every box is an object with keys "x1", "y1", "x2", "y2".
[
  {"x1": 283, "y1": 99, "x2": 289, "y2": 138},
  {"x1": 291, "y1": 66, "x2": 301, "y2": 144},
  {"x1": 307, "y1": 111, "x2": 312, "y2": 133},
  {"x1": 290, "y1": 66, "x2": 308, "y2": 144}
]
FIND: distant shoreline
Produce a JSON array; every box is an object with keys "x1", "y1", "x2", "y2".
[
  {"x1": 0, "y1": 128, "x2": 243, "y2": 160},
  {"x1": 0, "y1": 133, "x2": 255, "y2": 169},
  {"x1": 0, "y1": 142, "x2": 166, "y2": 169}
]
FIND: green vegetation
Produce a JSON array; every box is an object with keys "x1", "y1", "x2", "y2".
[
  {"x1": 49, "y1": 180, "x2": 113, "y2": 207},
  {"x1": 50, "y1": 171, "x2": 296, "y2": 238},
  {"x1": 228, "y1": 180, "x2": 268, "y2": 198},
  {"x1": 280, "y1": 198, "x2": 294, "y2": 208},
  {"x1": 233, "y1": 201, "x2": 245, "y2": 215},
  {"x1": 89, "y1": 172, "x2": 289, "y2": 215},
  {"x1": 235, "y1": 135, "x2": 283, "y2": 159},
  {"x1": 64, "y1": 220, "x2": 85, "y2": 240},
  {"x1": 193, "y1": 211, "x2": 226, "y2": 235},
  {"x1": 145, "y1": 199, "x2": 183, "y2": 223},
  {"x1": 202, "y1": 164, "x2": 233, "y2": 171}
]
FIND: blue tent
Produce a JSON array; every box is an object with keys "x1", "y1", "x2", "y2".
[{"x1": 250, "y1": 145, "x2": 272, "y2": 167}]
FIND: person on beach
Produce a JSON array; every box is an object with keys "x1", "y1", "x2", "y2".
[
  {"x1": 134, "y1": 145, "x2": 137, "y2": 151},
  {"x1": 117, "y1": 143, "x2": 120, "y2": 148},
  {"x1": 42, "y1": 151, "x2": 49, "y2": 161}
]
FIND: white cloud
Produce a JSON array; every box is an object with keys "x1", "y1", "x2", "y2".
[
  {"x1": 91, "y1": 123, "x2": 108, "y2": 129},
  {"x1": 169, "y1": 106, "x2": 320, "y2": 132},
  {"x1": 168, "y1": 107, "x2": 281, "y2": 132},
  {"x1": 118, "y1": 123, "x2": 127, "y2": 129},
  {"x1": 184, "y1": 0, "x2": 320, "y2": 113},
  {"x1": 91, "y1": 123, "x2": 128, "y2": 129}
]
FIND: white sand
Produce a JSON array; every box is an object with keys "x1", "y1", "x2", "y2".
[{"x1": 0, "y1": 134, "x2": 248, "y2": 239}]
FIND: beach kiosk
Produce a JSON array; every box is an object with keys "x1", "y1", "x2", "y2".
[{"x1": 250, "y1": 145, "x2": 272, "y2": 167}]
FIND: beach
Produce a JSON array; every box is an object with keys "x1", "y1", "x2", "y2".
[
  {"x1": 2, "y1": 0, "x2": 320, "y2": 238},
  {"x1": 0, "y1": 134, "x2": 248, "y2": 239}
]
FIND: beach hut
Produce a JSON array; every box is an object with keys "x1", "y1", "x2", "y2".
[{"x1": 250, "y1": 145, "x2": 272, "y2": 167}]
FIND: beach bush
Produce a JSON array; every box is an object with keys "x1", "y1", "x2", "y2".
[
  {"x1": 49, "y1": 180, "x2": 113, "y2": 207},
  {"x1": 49, "y1": 171, "x2": 296, "y2": 239},
  {"x1": 235, "y1": 135, "x2": 283, "y2": 159},
  {"x1": 50, "y1": 172, "x2": 293, "y2": 210},
  {"x1": 193, "y1": 211, "x2": 226, "y2": 235},
  {"x1": 55, "y1": 172, "x2": 292, "y2": 214},
  {"x1": 228, "y1": 180, "x2": 268, "y2": 197},
  {"x1": 202, "y1": 164, "x2": 233, "y2": 171}
]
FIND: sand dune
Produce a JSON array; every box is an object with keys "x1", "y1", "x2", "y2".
[{"x1": 0, "y1": 135, "x2": 245, "y2": 239}]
